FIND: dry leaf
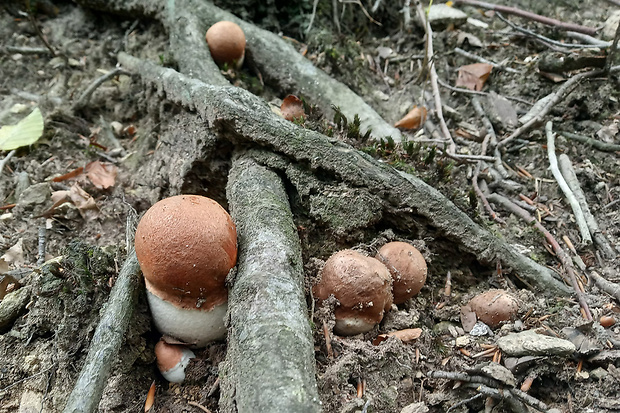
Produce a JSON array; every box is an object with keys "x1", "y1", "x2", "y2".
[
  {"x1": 280, "y1": 95, "x2": 306, "y2": 122},
  {"x1": 394, "y1": 106, "x2": 427, "y2": 129},
  {"x1": 1, "y1": 239, "x2": 25, "y2": 266},
  {"x1": 85, "y1": 161, "x2": 117, "y2": 189},
  {"x1": 69, "y1": 183, "x2": 99, "y2": 220},
  {"x1": 372, "y1": 328, "x2": 423, "y2": 345},
  {"x1": 460, "y1": 304, "x2": 478, "y2": 333},
  {"x1": 144, "y1": 381, "x2": 156, "y2": 412},
  {"x1": 0, "y1": 274, "x2": 20, "y2": 299},
  {"x1": 455, "y1": 63, "x2": 493, "y2": 91}
]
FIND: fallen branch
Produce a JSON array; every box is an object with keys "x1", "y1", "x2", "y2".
[
  {"x1": 545, "y1": 122, "x2": 592, "y2": 245},
  {"x1": 221, "y1": 152, "x2": 321, "y2": 413},
  {"x1": 63, "y1": 214, "x2": 142, "y2": 413},
  {"x1": 453, "y1": 0, "x2": 597, "y2": 36},
  {"x1": 557, "y1": 154, "x2": 616, "y2": 260},
  {"x1": 116, "y1": 51, "x2": 570, "y2": 294}
]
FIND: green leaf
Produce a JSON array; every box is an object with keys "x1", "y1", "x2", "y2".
[{"x1": 0, "y1": 107, "x2": 44, "y2": 151}]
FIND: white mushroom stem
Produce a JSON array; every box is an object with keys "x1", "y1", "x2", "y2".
[{"x1": 146, "y1": 290, "x2": 227, "y2": 348}]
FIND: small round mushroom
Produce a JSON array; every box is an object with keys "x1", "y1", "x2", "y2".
[
  {"x1": 205, "y1": 21, "x2": 246, "y2": 68},
  {"x1": 135, "y1": 195, "x2": 237, "y2": 347},
  {"x1": 313, "y1": 250, "x2": 393, "y2": 336},
  {"x1": 375, "y1": 241, "x2": 427, "y2": 304},
  {"x1": 464, "y1": 289, "x2": 519, "y2": 329},
  {"x1": 154, "y1": 339, "x2": 195, "y2": 383}
]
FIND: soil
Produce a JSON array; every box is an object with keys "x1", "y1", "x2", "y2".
[{"x1": 1, "y1": 0, "x2": 620, "y2": 412}]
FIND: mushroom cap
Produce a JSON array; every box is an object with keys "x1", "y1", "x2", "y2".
[
  {"x1": 376, "y1": 242, "x2": 427, "y2": 304},
  {"x1": 205, "y1": 21, "x2": 246, "y2": 66},
  {"x1": 154, "y1": 339, "x2": 195, "y2": 383},
  {"x1": 467, "y1": 289, "x2": 519, "y2": 328},
  {"x1": 135, "y1": 195, "x2": 237, "y2": 311},
  {"x1": 313, "y1": 250, "x2": 393, "y2": 335}
]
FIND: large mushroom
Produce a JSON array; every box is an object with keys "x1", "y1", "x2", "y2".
[
  {"x1": 135, "y1": 195, "x2": 237, "y2": 348},
  {"x1": 313, "y1": 250, "x2": 393, "y2": 336},
  {"x1": 376, "y1": 241, "x2": 427, "y2": 304}
]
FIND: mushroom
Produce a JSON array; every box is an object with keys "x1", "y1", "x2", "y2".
[
  {"x1": 205, "y1": 21, "x2": 246, "y2": 68},
  {"x1": 154, "y1": 339, "x2": 195, "y2": 383},
  {"x1": 313, "y1": 250, "x2": 393, "y2": 336},
  {"x1": 461, "y1": 289, "x2": 519, "y2": 331},
  {"x1": 375, "y1": 241, "x2": 427, "y2": 304},
  {"x1": 135, "y1": 195, "x2": 237, "y2": 347}
]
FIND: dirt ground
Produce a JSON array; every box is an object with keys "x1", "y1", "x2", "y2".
[{"x1": 1, "y1": 0, "x2": 620, "y2": 412}]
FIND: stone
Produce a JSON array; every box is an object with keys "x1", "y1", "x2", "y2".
[
  {"x1": 400, "y1": 402, "x2": 429, "y2": 413},
  {"x1": 17, "y1": 183, "x2": 51, "y2": 207},
  {"x1": 603, "y1": 10, "x2": 620, "y2": 40},
  {"x1": 0, "y1": 286, "x2": 31, "y2": 329},
  {"x1": 497, "y1": 330, "x2": 575, "y2": 357},
  {"x1": 427, "y1": 4, "x2": 468, "y2": 29}
]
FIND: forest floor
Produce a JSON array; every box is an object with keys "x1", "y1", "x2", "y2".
[{"x1": 1, "y1": 0, "x2": 620, "y2": 412}]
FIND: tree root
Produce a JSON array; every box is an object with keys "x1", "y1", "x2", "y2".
[
  {"x1": 222, "y1": 152, "x2": 321, "y2": 413},
  {"x1": 117, "y1": 51, "x2": 570, "y2": 296},
  {"x1": 73, "y1": 0, "x2": 403, "y2": 141}
]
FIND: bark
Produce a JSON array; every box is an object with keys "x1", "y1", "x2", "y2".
[
  {"x1": 73, "y1": 0, "x2": 403, "y2": 141},
  {"x1": 63, "y1": 250, "x2": 142, "y2": 413},
  {"x1": 222, "y1": 153, "x2": 321, "y2": 413},
  {"x1": 117, "y1": 51, "x2": 570, "y2": 295}
]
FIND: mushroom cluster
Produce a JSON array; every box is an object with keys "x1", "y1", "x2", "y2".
[
  {"x1": 135, "y1": 195, "x2": 237, "y2": 381},
  {"x1": 313, "y1": 242, "x2": 428, "y2": 336}
]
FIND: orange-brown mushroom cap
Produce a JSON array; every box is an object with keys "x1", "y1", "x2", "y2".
[
  {"x1": 467, "y1": 289, "x2": 519, "y2": 328},
  {"x1": 376, "y1": 241, "x2": 427, "y2": 304},
  {"x1": 313, "y1": 250, "x2": 393, "y2": 330},
  {"x1": 135, "y1": 195, "x2": 237, "y2": 311},
  {"x1": 205, "y1": 21, "x2": 246, "y2": 66}
]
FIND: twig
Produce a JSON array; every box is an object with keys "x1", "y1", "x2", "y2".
[
  {"x1": 305, "y1": 0, "x2": 320, "y2": 35},
  {"x1": 63, "y1": 213, "x2": 142, "y2": 413},
  {"x1": 498, "y1": 67, "x2": 620, "y2": 149},
  {"x1": 0, "y1": 363, "x2": 57, "y2": 394},
  {"x1": 606, "y1": 13, "x2": 620, "y2": 74},
  {"x1": 339, "y1": 0, "x2": 381, "y2": 26},
  {"x1": 566, "y1": 31, "x2": 614, "y2": 48},
  {"x1": 558, "y1": 154, "x2": 616, "y2": 259},
  {"x1": 545, "y1": 122, "x2": 592, "y2": 245},
  {"x1": 496, "y1": 13, "x2": 597, "y2": 51},
  {"x1": 72, "y1": 67, "x2": 129, "y2": 111},
  {"x1": 437, "y1": 77, "x2": 533, "y2": 106},
  {"x1": 25, "y1": 8, "x2": 57, "y2": 56},
  {"x1": 447, "y1": 393, "x2": 484, "y2": 413},
  {"x1": 452, "y1": 0, "x2": 597, "y2": 35},
  {"x1": 415, "y1": 0, "x2": 456, "y2": 154},
  {"x1": 0, "y1": 150, "x2": 16, "y2": 175},
  {"x1": 486, "y1": 192, "x2": 593, "y2": 321},
  {"x1": 558, "y1": 131, "x2": 620, "y2": 152},
  {"x1": 2, "y1": 46, "x2": 52, "y2": 54},
  {"x1": 37, "y1": 225, "x2": 47, "y2": 265},
  {"x1": 590, "y1": 271, "x2": 620, "y2": 303},
  {"x1": 332, "y1": 0, "x2": 341, "y2": 34},
  {"x1": 471, "y1": 97, "x2": 505, "y2": 224},
  {"x1": 187, "y1": 401, "x2": 212, "y2": 413},
  {"x1": 464, "y1": 384, "x2": 529, "y2": 413},
  {"x1": 454, "y1": 47, "x2": 521, "y2": 74}
]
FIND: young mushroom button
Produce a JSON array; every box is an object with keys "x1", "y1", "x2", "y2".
[
  {"x1": 376, "y1": 241, "x2": 427, "y2": 304},
  {"x1": 205, "y1": 21, "x2": 246, "y2": 68},
  {"x1": 135, "y1": 195, "x2": 237, "y2": 348},
  {"x1": 313, "y1": 250, "x2": 393, "y2": 336}
]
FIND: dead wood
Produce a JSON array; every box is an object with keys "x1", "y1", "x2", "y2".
[{"x1": 221, "y1": 153, "x2": 321, "y2": 413}]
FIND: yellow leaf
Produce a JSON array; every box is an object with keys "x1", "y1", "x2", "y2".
[{"x1": 0, "y1": 108, "x2": 44, "y2": 151}]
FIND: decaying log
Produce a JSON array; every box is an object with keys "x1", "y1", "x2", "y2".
[
  {"x1": 117, "y1": 51, "x2": 570, "y2": 295},
  {"x1": 73, "y1": 0, "x2": 402, "y2": 141},
  {"x1": 221, "y1": 153, "x2": 321, "y2": 413}
]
